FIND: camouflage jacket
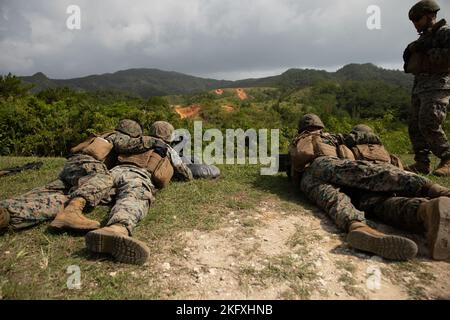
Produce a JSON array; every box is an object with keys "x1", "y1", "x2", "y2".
[
  {"x1": 404, "y1": 19, "x2": 450, "y2": 94},
  {"x1": 340, "y1": 132, "x2": 382, "y2": 148},
  {"x1": 106, "y1": 132, "x2": 154, "y2": 155}
]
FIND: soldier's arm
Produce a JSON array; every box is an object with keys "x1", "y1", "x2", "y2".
[
  {"x1": 106, "y1": 133, "x2": 155, "y2": 154},
  {"x1": 342, "y1": 132, "x2": 381, "y2": 148},
  {"x1": 167, "y1": 147, "x2": 193, "y2": 181},
  {"x1": 427, "y1": 27, "x2": 450, "y2": 63}
]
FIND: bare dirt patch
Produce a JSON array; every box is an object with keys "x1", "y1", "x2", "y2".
[
  {"x1": 236, "y1": 88, "x2": 248, "y2": 100},
  {"x1": 174, "y1": 105, "x2": 202, "y2": 119},
  {"x1": 150, "y1": 199, "x2": 450, "y2": 300},
  {"x1": 221, "y1": 105, "x2": 234, "y2": 113}
]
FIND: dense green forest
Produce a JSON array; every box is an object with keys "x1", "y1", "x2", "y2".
[{"x1": 1, "y1": 71, "x2": 448, "y2": 157}]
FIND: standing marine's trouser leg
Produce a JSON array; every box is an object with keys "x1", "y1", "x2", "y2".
[
  {"x1": 0, "y1": 180, "x2": 68, "y2": 229},
  {"x1": 357, "y1": 193, "x2": 427, "y2": 233},
  {"x1": 106, "y1": 166, "x2": 155, "y2": 234},
  {"x1": 300, "y1": 169, "x2": 365, "y2": 232},
  {"x1": 59, "y1": 154, "x2": 114, "y2": 207},
  {"x1": 417, "y1": 90, "x2": 450, "y2": 160},
  {"x1": 409, "y1": 94, "x2": 431, "y2": 163},
  {"x1": 309, "y1": 157, "x2": 430, "y2": 197}
]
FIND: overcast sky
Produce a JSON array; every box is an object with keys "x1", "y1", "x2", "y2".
[{"x1": 0, "y1": 0, "x2": 449, "y2": 80}]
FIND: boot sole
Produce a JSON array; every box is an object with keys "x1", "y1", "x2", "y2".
[
  {"x1": 85, "y1": 229, "x2": 150, "y2": 265},
  {"x1": 347, "y1": 230, "x2": 418, "y2": 261},
  {"x1": 49, "y1": 219, "x2": 100, "y2": 232},
  {"x1": 427, "y1": 197, "x2": 450, "y2": 260}
]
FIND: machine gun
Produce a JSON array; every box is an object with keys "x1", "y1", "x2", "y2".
[{"x1": 0, "y1": 161, "x2": 43, "y2": 178}]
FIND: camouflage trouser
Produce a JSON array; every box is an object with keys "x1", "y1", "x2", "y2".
[
  {"x1": 105, "y1": 165, "x2": 156, "y2": 235},
  {"x1": 357, "y1": 193, "x2": 427, "y2": 233},
  {"x1": 59, "y1": 154, "x2": 114, "y2": 207},
  {"x1": 409, "y1": 90, "x2": 450, "y2": 162},
  {"x1": 0, "y1": 180, "x2": 68, "y2": 229},
  {"x1": 0, "y1": 154, "x2": 114, "y2": 230},
  {"x1": 299, "y1": 157, "x2": 431, "y2": 232}
]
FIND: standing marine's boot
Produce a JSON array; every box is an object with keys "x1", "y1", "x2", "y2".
[
  {"x1": 0, "y1": 207, "x2": 10, "y2": 231},
  {"x1": 405, "y1": 162, "x2": 431, "y2": 175},
  {"x1": 50, "y1": 197, "x2": 100, "y2": 231},
  {"x1": 433, "y1": 157, "x2": 450, "y2": 177},
  {"x1": 422, "y1": 183, "x2": 450, "y2": 198},
  {"x1": 85, "y1": 224, "x2": 150, "y2": 265},
  {"x1": 418, "y1": 197, "x2": 450, "y2": 260},
  {"x1": 347, "y1": 222, "x2": 418, "y2": 261}
]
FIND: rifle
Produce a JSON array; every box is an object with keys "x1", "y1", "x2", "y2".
[{"x1": 0, "y1": 161, "x2": 44, "y2": 178}]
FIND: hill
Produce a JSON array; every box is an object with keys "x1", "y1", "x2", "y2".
[
  {"x1": 21, "y1": 69, "x2": 233, "y2": 98},
  {"x1": 19, "y1": 64, "x2": 413, "y2": 98}
]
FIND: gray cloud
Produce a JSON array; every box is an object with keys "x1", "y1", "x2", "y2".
[{"x1": 0, "y1": 0, "x2": 449, "y2": 80}]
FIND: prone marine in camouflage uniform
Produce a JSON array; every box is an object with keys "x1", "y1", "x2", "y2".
[
  {"x1": 289, "y1": 114, "x2": 450, "y2": 260},
  {"x1": 342, "y1": 124, "x2": 450, "y2": 260},
  {"x1": 84, "y1": 121, "x2": 194, "y2": 265},
  {"x1": 403, "y1": 0, "x2": 450, "y2": 176},
  {"x1": 0, "y1": 119, "x2": 151, "y2": 232}
]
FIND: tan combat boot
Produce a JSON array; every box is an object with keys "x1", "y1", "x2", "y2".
[
  {"x1": 0, "y1": 207, "x2": 10, "y2": 231},
  {"x1": 405, "y1": 162, "x2": 431, "y2": 175},
  {"x1": 347, "y1": 222, "x2": 418, "y2": 260},
  {"x1": 85, "y1": 224, "x2": 150, "y2": 265},
  {"x1": 418, "y1": 197, "x2": 450, "y2": 260},
  {"x1": 433, "y1": 157, "x2": 450, "y2": 177},
  {"x1": 50, "y1": 197, "x2": 100, "y2": 231},
  {"x1": 423, "y1": 183, "x2": 450, "y2": 198}
]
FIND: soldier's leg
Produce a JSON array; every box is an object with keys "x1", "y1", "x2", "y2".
[
  {"x1": 408, "y1": 94, "x2": 431, "y2": 167},
  {"x1": 85, "y1": 166, "x2": 154, "y2": 265},
  {"x1": 309, "y1": 157, "x2": 431, "y2": 197},
  {"x1": 358, "y1": 194, "x2": 450, "y2": 260},
  {"x1": 60, "y1": 154, "x2": 113, "y2": 207},
  {"x1": 51, "y1": 154, "x2": 113, "y2": 231},
  {"x1": 417, "y1": 90, "x2": 450, "y2": 161},
  {"x1": 0, "y1": 180, "x2": 68, "y2": 230},
  {"x1": 357, "y1": 193, "x2": 427, "y2": 233},
  {"x1": 300, "y1": 169, "x2": 365, "y2": 232},
  {"x1": 105, "y1": 166, "x2": 155, "y2": 234},
  {"x1": 300, "y1": 169, "x2": 418, "y2": 260}
]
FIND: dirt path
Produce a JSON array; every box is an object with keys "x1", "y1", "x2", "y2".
[{"x1": 151, "y1": 198, "x2": 450, "y2": 300}]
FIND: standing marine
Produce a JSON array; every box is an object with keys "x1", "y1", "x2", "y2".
[{"x1": 403, "y1": 0, "x2": 450, "y2": 176}]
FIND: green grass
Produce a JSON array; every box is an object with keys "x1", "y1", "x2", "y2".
[
  {"x1": 0, "y1": 154, "x2": 449, "y2": 299},
  {"x1": 0, "y1": 156, "x2": 300, "y2": 299}
]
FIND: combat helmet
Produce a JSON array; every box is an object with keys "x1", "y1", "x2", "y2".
[
  {"x1": 351, "y1": 124, "x2": 374, "y2": 134},
  {"x1": 409, "y1": 0, "x2": 440, "y2": 21},
  {"x1": 298, "y1": 114, "x2": 325, "y2": 133},
  {"x1": 150, "y1": 121, "x2": 175, "y2": 143},
  {"x1": 115, "y1": 119, "x2": 143, "y2": 138}
]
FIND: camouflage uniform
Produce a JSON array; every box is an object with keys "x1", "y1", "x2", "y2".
[
  {"x1": 105, "y1": 145, "x2": 192, "y2": 234},
  {"x1": 357, "y1": 194, "x2": 427, "y2": 233},
  {"x1": 405, "y1": 19, "x2": 450, "y2": 163},
  {"x1": 0, "y1": 180, "x2": 68, "y2": 229},
  {"x1": 299, "y1": 156, "x2": 430, "y2": 232},
  {"x1": 105, "y1": 165, "x2": 156, "y2": 235},
  {"x1": 0, "y1": 131, "x2": 152, "y2": 230}
]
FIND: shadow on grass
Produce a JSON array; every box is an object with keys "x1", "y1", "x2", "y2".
[{"x1": 251, "y1": 173, "x2": 343, "y2": 236}]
